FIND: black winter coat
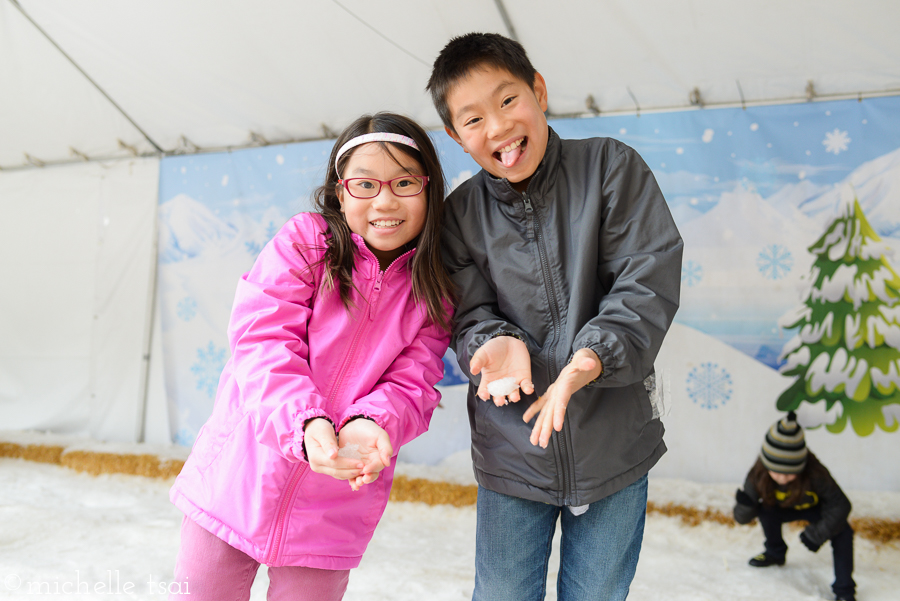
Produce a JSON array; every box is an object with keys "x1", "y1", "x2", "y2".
[{"x1": 442, "y1": 127, "x2": 683, "y2": 506}]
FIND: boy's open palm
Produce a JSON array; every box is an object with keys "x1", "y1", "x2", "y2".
[
  {"x1": 338, "y1": 418, "x2": 393, "y2": 492},
  {"x1": 523, "y1": 348, "x2": 602, "y2": 448},
  {"x1": 470, "y1": 336, "x2": 535, "y2": 406}
]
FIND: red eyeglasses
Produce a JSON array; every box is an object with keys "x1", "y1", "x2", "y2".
[{"x1": 338, "y1": 175, "x2": 428, "y2": 199}]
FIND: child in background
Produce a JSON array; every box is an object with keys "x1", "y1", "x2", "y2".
[
  {"x1": 428, "y1": 33, "x2": 683, "y2": 601},
  {"x1": 734, "y1": 411, "x2": 856, "y2": 601},
  {"x1": 168, "y1": 112, "x2": 454, "y2": 601}
]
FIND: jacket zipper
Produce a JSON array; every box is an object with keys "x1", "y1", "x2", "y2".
[
  {"x1": 266, "y1": 253, "x2": 399, "y2": 564},
  {"x1": 266, "y1": 463, "x2": 305, "y2": 564},
  {"x1": 329, "y1": 251, "x2": 410, "y2": 412},
  {"x1": 367, "y1": 248, "x2": 413, "y2": 319},
  {"x1": 369, "y1": 268, "x2": 385, "y2": 319},
  {"x1": 523, "y1": 192, "x2": 572, "y2": 504}
]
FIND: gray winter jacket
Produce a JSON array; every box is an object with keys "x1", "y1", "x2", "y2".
[{"x1": 442, "y1": 127, "x2": 683, "y2": 506}]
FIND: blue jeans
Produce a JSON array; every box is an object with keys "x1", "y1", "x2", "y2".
[{"x1": 473, "y1": 474, "x2": 648, "y2": 601}]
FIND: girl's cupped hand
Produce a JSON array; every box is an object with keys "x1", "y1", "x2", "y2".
[{"x1": 338, "y1": 418, "x2": 393, "y2": 491}]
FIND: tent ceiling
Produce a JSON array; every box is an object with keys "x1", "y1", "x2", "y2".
[{"x1": 3, "y1": 0, "x2": 900, "y2": 170}]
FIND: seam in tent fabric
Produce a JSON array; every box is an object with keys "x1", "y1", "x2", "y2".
[
  {"x1": 329, "y1": 0, "x2": 430, "y2": 67},
  {"x1": 7, "y1": 0, "x2": 164, "y2": 154}
]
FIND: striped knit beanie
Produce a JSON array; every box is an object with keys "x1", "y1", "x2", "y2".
[{"x1": 760, "y1": 411, "x2": 807, "y2": 474}]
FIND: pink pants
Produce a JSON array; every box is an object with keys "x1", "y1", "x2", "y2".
[{"x1": 170, "y1": 517, "x2": 350, "y2": 601}]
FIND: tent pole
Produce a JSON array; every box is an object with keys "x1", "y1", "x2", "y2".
[
  {"x1": 136, "y1": 182, "x2": 161, "y2": 443},
  {"x1": 330, "y1": 0, "x2": 428, "y2": 66},
  {"x1": 492, "y1": 0, "x2": 520, "y2": 42}
]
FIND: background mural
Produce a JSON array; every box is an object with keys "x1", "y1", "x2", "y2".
[{"x1": 157, "y1": 96, "x2": 900, "y2": 460}]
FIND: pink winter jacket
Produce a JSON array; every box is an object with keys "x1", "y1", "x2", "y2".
[{"x1": 170, "y1": 212, "x2": 451, "y2": 569}]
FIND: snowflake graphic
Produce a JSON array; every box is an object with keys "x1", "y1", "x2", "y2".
[
  {"x1": 681, "y1": 260, "x2": 703, "y2": 287},
  {"x1": 686, "y1": 362, "x2": 733, "y2": 410},
  {"x1": 177, "y1": 297, "x2": 197, "y2": 321},
  {"x1": 174, "y1": 426, "x2": 197, "y2": 447},
  {"x1": 245, "y1": 240, "x2": 262, "y2": 255},
  {"x1": 757, "y1": 244, "x2": 793, "y2": 280},
  {"x1": 173, "y1": 408, "x2": 197, "y2": 446},
  {"x1": 822, "y1": 128, "x2": 850, "y2": 155},
  {"x1": 265, "y1": 221, "x2": 279, "y2": 240},
  {"x1": 190, "y1": 341, "x2": 228, "y2": 398}
]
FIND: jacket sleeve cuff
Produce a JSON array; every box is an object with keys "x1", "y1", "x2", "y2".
[
  {"x1": 576, "y1": 343, "x2": 614, "y2": 387},
  {"x1": 293, "y1": 409, "x2": 333, "y2": 462},
  {"x1": 490, "y1": 330, "x2": 526, "y2": 343},
  {"x1": 337, "y1": 408, "x2": 386, "y2": 433},
  {"x1": 466, "y1": 327, "x2": 530, "y2": 359}
]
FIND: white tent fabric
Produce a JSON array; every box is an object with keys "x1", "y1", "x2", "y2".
[
  {"x1": 0, "y1": 159, "x2": 160, "y2": 441},
  {"x1": 3, "y1": 0, "x2": 900, "y2": 169}
]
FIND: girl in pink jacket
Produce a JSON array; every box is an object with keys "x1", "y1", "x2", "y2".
[{"x1": 169, "y1": 112, "x2": 454, "y2": 601}]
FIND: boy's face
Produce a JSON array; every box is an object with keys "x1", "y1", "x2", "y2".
[{"x1": 444, "y1": 66, "x2": 548, "y2": 192}]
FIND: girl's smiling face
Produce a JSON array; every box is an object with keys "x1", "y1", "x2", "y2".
[{"x1": 337, "y1": 143, "x2": 428, "y2": 269}]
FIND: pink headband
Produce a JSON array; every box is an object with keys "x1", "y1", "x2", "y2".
[{"x1": 335, "y1": 133, "x2": 420, "y2": 171}]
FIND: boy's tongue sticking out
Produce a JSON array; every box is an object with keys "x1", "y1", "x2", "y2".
[{"x1": 498, "y1": 138, "x2": 525, "y2": 168}]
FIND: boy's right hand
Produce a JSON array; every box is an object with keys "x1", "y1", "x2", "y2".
[
  {"x1": 470, "y1": 336, "x2": 535, "y2": 406},
  {"x1": 304, "y1": 418, "x2": 365, "y2": 481}
]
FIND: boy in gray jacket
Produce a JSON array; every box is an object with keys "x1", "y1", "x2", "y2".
[{"x1": 428, "y1": 33, "x2": 683, "y2": 601}]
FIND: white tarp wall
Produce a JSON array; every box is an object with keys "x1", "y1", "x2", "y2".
[{"x1": 0, "y1": 158, "x2": 164, "y2": 442}]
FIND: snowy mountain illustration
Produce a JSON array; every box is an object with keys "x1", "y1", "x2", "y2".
[
  {"x1": 227, "y1": 205, "x2": 289, "y2": 258},
  {"x1": 669, "y1": 202, "x2": 704, "y2": 229},
  {"x1": 675, "y1": 184, "x2": 820, "y2": 369},
  {"x1": 670, "y1": 146, "x2": 900, "y2": 242},
  {"x1": 765, "y1": 179, "x2": 828, "y2": 223},
  {"x1": 794, "y1": 147, "x2": 900, "y2": 237},
  {"x1": 158, "y1": 194, "x2": 239, "y2": 263},
  {"x1": 680, "y1": 183, "x2": 821, "y2": 248}
]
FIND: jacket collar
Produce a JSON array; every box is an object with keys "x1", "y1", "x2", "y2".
[
  {"x1": 350, "y1": 232, "x2": 414, "y2": 272},
  {"x1": 479, "y1": 126, "x2": 561, "y2": 204}
]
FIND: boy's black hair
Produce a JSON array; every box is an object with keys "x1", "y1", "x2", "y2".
[{"x1": 427, "y1": 32, "x2": 537, "y2": 133}]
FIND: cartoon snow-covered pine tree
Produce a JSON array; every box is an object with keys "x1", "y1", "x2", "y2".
[{"x1": 777, "y1": 197, "x2": 900, "y2": 435}]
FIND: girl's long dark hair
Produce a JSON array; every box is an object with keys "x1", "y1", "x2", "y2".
[
  {"x1": 750, "y1": 452, "x2": 824, "y2": 508},
  {"x1": 313, "y1": 112, "x2": 454, "y2": 331}
]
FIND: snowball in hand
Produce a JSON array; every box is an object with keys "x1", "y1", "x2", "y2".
[
  {"x1": 338, "y1": 443, "x2": 362, "y2": 460},
  {"x1": 486, "y1": 377, "x2": 519, "y2": 397}
]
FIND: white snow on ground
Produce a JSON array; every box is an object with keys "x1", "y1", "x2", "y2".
[{"x1": 0, "y1": 453, "x2": 898, "y2": 601}]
